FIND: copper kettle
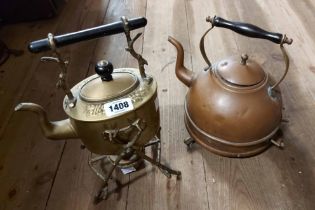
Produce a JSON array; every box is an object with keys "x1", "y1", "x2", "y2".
[{"x1": 168, "y1": 16, "x2": 293, "y2": 157}]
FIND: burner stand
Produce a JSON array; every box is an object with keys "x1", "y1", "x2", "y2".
[{"x1": 88, "y1": 133, "x2": 181, "y2": 203}]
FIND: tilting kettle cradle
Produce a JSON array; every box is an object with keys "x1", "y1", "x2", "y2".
[{"x1": 168, "y1": 16, "x2": 293, "y2": 157}]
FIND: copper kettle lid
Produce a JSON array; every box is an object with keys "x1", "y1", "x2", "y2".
[
  {"x1": 216, "y1": 54, "x2": 266, "y2": 87},
  {"x1": 80, "y1": 60, "x2": 139, "y2": 102}
]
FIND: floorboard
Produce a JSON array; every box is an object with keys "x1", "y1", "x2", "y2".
[{"x1": 0, "y1": 0, "x2": 314, "y2": 209}]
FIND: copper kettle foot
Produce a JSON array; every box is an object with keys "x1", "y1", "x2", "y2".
[
  {"x1": 271, "y1": 138, "x2": 285, "y2": 149},
  {"x1": 184, "y1": 137, "x2": 196, "y2": 148}
]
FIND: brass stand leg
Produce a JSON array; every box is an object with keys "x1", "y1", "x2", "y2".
[
  {"x1": 93, "y1": 119, "x2": 144, "y2": 203},
  {"x1": 88, "y1": 154, "x2": 107, "y2": 181},
  {"x1": 137, "y1": 138, "x2": 181, "y2": 180},
  {"x1": 144, "y1": 136, "x2": 160, "y2": 162},
  {"x1": 135, "y1": 150, "x2": 181, "y2": 179},
  {"x1": 94, "y1": 151, "x2": 125, "y2": 203}
]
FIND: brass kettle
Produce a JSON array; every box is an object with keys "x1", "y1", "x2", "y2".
[
  {"x1": 168, "y1": 16, "x2": 293, "y2": 157},
  {"x1": 15, "y1": 17, "x2": 182, "y2": 201},
  {"x1": 15, "y1": 17, "x2": 160, "y2": 155}
]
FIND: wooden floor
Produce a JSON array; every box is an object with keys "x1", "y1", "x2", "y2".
[{"x1": 1, "y1": 0, "x2": 315, "y2": 209}]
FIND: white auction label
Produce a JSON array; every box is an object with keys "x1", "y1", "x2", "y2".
[
  {"x1": 121, "y1": 166, "x2": 136, "y2": 175},
  {"x1": 104, "y1": 98, "x2": 134, "y2": 117}
]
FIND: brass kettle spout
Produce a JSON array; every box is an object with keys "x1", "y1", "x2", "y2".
[
  {"x1": 168, "y1": 36, "x2": 194, "y2": 87},
  {"x1": 15, "y1": 103, "x2": 78, "y2": 140}
]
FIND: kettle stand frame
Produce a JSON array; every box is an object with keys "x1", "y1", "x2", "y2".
[{"x1": 87, "y1": 125, "x2": 181, "y2": 203}]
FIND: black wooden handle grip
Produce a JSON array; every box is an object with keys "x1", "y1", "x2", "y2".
[
  {"x1": 210, "y1": 16, "x2": 292, "y2": 44},
  {"x1": 28, "y1": 17, "x2": 147, "y2": 53}
]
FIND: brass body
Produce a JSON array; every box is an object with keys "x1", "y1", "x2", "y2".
[
  {"x1": 16, "y1": 68, "x2": 160, "y2": 155},
  {"x1": 168, "y1": 37, "x2": 288, "y2": 157}
]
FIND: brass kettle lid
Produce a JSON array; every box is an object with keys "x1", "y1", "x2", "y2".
[
  {"x1": 80, "y1": 60, "x2": 139, "y2": 102},
  {"x1": 216, "y1": 54, "x2": 266, "y2": 87}
]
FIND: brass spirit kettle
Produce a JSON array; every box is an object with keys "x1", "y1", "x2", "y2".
[
  {"x1": 168, "y1": 16, "x2": 293, "y2": 157},
  {"x1": 15, "y1": 17, "x2": 181, "y2": 201}
]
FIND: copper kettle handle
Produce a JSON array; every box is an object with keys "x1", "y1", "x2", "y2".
[{"x1": 200, "y1": 16, "x2": 293, "y2": 90}]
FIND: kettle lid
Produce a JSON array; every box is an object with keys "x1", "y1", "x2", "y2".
[
  {"x1": 80, "y1": 70, "x2": 139, "y2": 102},
  {"x1": 216, "y1": 54, "x2": 266, "y2": 87}
]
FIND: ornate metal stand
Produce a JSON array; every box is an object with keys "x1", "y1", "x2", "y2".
[{"x1": 89, "y1": 128, "x2": 181, "y2": 203}]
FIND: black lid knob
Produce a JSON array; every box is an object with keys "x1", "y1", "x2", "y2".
[{"x1": 95, "y1": 60, "x2": 113, "y2": 81}]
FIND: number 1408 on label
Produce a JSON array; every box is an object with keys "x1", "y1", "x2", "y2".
[{"x1": 104, "y1": 98, "x2": 134, "y2": 117}]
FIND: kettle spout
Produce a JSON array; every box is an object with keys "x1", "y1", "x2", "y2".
[
  {"x1": 168, "y1": 36, "x2": 194, "y2": 87},
  {"x1": 15, "y1": 103, "x2": 78, "y2": 140}
]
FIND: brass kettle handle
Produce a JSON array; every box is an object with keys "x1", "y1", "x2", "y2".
[
  {"x1": 28, "y1": 17, "x2": 147, "y2": 53},
  {"x1": 200, "y1": 15, "x2": 293, "y2": 90}
]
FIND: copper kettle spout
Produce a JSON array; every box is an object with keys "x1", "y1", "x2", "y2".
[
  {"x1": 168, "y1": 36, "x2": 194, "y2": 87},
  {"x1": 15, "y1": 103, "x2": 78, "y2": 140}
]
